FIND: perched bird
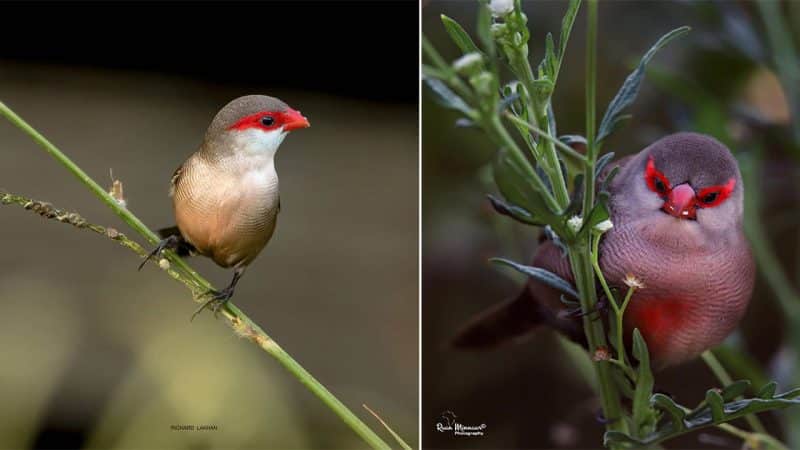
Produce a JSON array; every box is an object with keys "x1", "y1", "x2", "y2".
[
  {"x1": 453, "y1": 132, "x2": 755, "y2": 368},
  {"x1": 139, "y1": 95, "x2": 310, "y2": 316}
]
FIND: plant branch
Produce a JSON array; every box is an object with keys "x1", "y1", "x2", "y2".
[
  {"x1": 504, "y1": 112, "x2": 588, "y2": 164},
  {"x1": 702, "y1": 350, "x2": 767, "y2": 435},
  {"x1": 0, "y1": 101, "x2": 394, "y2": 450}
]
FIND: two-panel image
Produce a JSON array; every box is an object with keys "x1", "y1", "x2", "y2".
[{"x1": 1, "y1": 1, "x2": 799, "y2": 449}]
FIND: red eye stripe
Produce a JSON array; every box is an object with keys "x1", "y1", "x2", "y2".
[
  {"x1": 696, "y1": 178, "x2": 736, "y2": 208},
  {"x1": 228, "y1": 111, "x2": 286, "y2": 131},
  {"x1": 645, "y1": 156, "x2": 671, "y2": 195}
]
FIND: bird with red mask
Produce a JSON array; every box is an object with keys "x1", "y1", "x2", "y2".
[
  {"x1": 453, "y1": 132, "x2": 754, "y2": 369},
  {"x1": 139, "y1": 95, "x2": 310, "y2": 317}
]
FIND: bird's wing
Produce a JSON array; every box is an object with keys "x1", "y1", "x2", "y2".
[{"x1": 169, "y1": 162, "x2": 184, "y2": 197}]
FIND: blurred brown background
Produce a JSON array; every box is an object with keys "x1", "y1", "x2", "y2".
[
  {"x1": 0, "y1": 3, "x2": 418, "y2": 449},
  {"x1": 423, "y1": 1, "x2": 799, "y2": 449}
]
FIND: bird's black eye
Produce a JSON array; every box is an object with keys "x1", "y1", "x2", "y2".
[
  {"x1": 702, "y1": 192, "x2": 718, "y2": 204},
  {"x1": 261, "y1": 116, "x2": 275, "y2": 127},
  {"x1": 654, "y1": 178, "x2": 666, "y2": 193}
]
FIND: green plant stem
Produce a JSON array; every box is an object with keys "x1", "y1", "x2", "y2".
[
  {"x1": 0, "y1": 100, "x2": 394, "y2": 450},
  {"x1": 702, "y1": 350, "x2": 767, "y2": 435},
  {"x1": 718, "y1": 423, "x2": 789, "y2": 450},
  {"x1": 568, "y1": 246, "x2": 628, "y2": 438},
  {"x1": 575, "y1": 0, "x2": 627, "y2": 442},
  {"x1": 504, "y1": 112, "x2": 588, "y2": 164}
]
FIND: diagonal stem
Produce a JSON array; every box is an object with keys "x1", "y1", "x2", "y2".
[{"x1": 0, "y1": 100, "x2": 394, "y2": 450}]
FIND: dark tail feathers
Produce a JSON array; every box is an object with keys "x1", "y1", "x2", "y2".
[
  {"x1": 451, "y1": 289, "x2": 545, "y2": 350},
  {"x1": 157, "y1": 226, "x2": 196, "y2": 257}
]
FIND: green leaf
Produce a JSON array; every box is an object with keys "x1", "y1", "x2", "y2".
[
  {"x1": 596, "y1": 26, "x2": 690, "y2": 142},
  {"x1": 632, "y1": 329, "x2": 657, "y2": 436},
  {"x1": 539, "y1": 32, "x2": 558, "y2": 79},
  {"x1": 599, "y1": 166, "x2": 619, "y2": 193},
  {"x1": 423, "y1": 78, "x2": 473, "y2": 115},
  {"x1": 577, "y1": 193, "x2": 609, "y2": 235},
  {"x1": 486, "y1": 194, "x2": 542, "y2": 226},
  {"x1": 490, "y1": 257, "x2": 578, "y2": 299},
  {"x1": 721, "y1": 380, "x2": 751, "y2": 401},
  {"x1": 612, "y1": 368, "x2": 636, "y2": 400},
  {"x1": 422, "y1": 64, "x2": 448, "y2": 80},
  {"x1": 705, "y1": 389, "x2": 725, "y2": 422},
  {"x1": 758, "y1": 381, "x2": 778, "y2": 399},
  {"x1": 594, "y1": 152, "x2": 616, "y2": 178},
  {"x1": 476, "y1": 0, "x2": 495, "y2": 57},
  {"x1": 651, "y1": 394, "x2": 687, "y2": 431},
  {"x1": 558, "y1": 0, "x2": 581, "y2": 61},
  {"x1": 441, "y1": 14, "x2": 482, "y2": 55},
  {"x1": 530, "y1": 78, "x2": 555, "y2": 102},
  {"x1": 606, "y1": 384, "x2": 800, "y2": 447},
  {"x1": 493, "y1": 150, "x2": 558, "y2": 223}
]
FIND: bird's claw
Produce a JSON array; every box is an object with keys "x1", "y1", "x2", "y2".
[
  {"x1": 138, "y1": 235, "x2": 179, "y2": 271},
  {"x1": 563, "y1": 297, "x2": 608, "y2": 321},
  {"x1": 191, "y1": 288, "x2": 233, "y2": 321}
]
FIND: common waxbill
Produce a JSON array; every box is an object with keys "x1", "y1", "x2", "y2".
[
  {"x1": 453, "y1": 132, "x2": 755, "y2": 368},
  {"x1": 139, "y1": 95, "x2": 310, "y2": 315}
]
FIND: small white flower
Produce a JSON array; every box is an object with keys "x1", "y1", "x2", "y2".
[
  {"x1": 567, "y1": 215, "x2": 583, "y2": 233},
  {"x1": 594, "y1": 219, "x2": 614, "y2": 233},
  {"x1": 623, "y1": 273, "x2": 645, "y2": 290},
  {"x1": 158, "y1": 258, "x2": 171, "y2": 270},
  {"x1": 489, "y1": 0, "x2": 514, "y2": 17},
  {"x1": 452, "y1": 52, "x2": 483, "y2": 75}
]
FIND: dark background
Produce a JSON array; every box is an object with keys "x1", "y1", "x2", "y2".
[
  {"x1": 0, "y1": 2, "x2": 417, "y2": 449},
  {"x1": 423, "y1": 1, "x2": 799, "y2": 449},
  {"x1": 0, "y1": 2, "x2": 417, "y2": 103}
]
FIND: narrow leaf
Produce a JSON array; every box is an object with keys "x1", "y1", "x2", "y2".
[
  {"x1": 441, "y1": 15, "x2": 481, "y2": 55},
  {"x1": 720, "y1": 380, "x2": 751, "y2": 402},
  {"x1": 476, "y1": 0, "x2": 495, "y2": 57},
  {"x1": 705, "y1": 389, "x2": 725, "y2": 422},
  {"x1": 597, "y1": 26, "x2": 690, "y2": 142},
  {"x1": 486, "y1": 194, "x2": 541, "y2": 226},
  {"x1": 490, "y1": 258, "x2": 578, "y2": 299},
  {"x1": 652, "y1": 393, "x2": 687, "y2": 431},
  {"x1": 632, "y1": 329, "x2": 656, "y2": 435},
  {"x1": 558, "y1": 0, "x2": 581, "y2": 61},
  {"x1": 758, "y1": 381, "x2": 778, "y2": 399},
  {"x1": 594, "y1": 152, "x2": 616, "y2": 178},
  {"x1": 578, "y1": 195, "x2": 609, "y2": 235},
  {"x1": 423, "y1": 78, "x2": 473, "y2": 115},
  {"x1": 493, "y1": 151, "x2": 557, "y2": 222},
  {"x1": 600, "y1": 166, "x2": 619, "y2": 193},
  {"x1": 422, "y1": 64, "x2": 448, "y2": 80}
]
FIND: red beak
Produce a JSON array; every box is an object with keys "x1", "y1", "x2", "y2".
[
  {"x1": 662, "y1": 183, "x2": 697, "y2": 220},
  {"x1": 283, "y1": 108, "x2": 310, "y2": 132}
]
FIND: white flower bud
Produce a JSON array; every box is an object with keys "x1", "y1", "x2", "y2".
[
  {"x1": 594, "y1": 219, "x2": 613, "y2": 233},
  {"x1": 567, "y1": 215, "x2": 583, "y2": 233},
  {"x1": 490, "y1": 0, "x2": 514, "y2": 17},
  {"x1": 158, "y1": 258, "x2": 171, "y2": 270},
  {"x1": 452, "y1": 52, "x2": 483, "y2": 75}
]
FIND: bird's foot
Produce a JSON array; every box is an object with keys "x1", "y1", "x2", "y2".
[
  {"x1": 191, "y1": 287, "x2": 234, "y2": 321},
  {"x1": 563, "y1": 297, "x2": 608, "y2": 321},
  {"x1": 138, "y1": 235, "x2": 180, "y2": 271}
]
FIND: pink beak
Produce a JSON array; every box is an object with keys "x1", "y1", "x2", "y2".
[
  {"x1": 283, "y1": 108, "x2": 310, "y2": 132},
  {"x1": 662, "y1": 183, "x2": 697, "y2": 220}
]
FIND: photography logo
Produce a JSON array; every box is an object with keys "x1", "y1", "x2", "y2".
[{"x1": 435, "y1": 410, "x2": 487, "y2": 437}]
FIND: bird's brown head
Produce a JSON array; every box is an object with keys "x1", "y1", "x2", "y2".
[
  {"x1": 202, "y1": 95, "x2": 309, "y2": 157},
  {"x1": 614, "y1": 132, "x2": 744, "y2": 238}
]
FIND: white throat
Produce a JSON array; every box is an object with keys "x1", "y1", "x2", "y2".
[{"x1": 233, "y1": 127, "x2": 288, "y2": 159}]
